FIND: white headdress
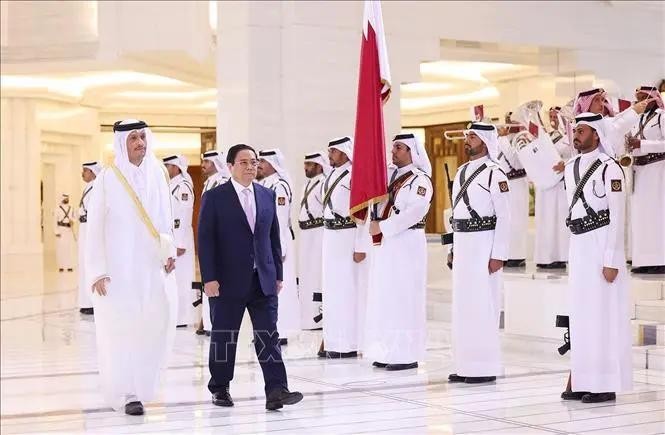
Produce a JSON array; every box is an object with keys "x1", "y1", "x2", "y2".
[
  {"x1": 464, "y1": 122, "x2": 499, "y2": 160},
  {"x1": 574, "y1": 112, "x2": 613, "y2": 157},
  {"x1": 82, "y1": 161, "x2": 103, "y2": 176},
  {"x1": 201, "y1": 149, "x2": 232, "y2": 179},
  {"x1": 327, "y1": 136, "x2": 354, "y2": 162},
  {"x1": 392, "y1": 133, "x2": 432, "y2": 176},
  {"x1": 259, "y1": 148, "x2": 293, "y2": 186},
  {"x1": 304, "y1": 151, "x2": 332, "y2": 177},
  {"x1": 163, "y1": 154, "x2": 193, "y2": 185}
]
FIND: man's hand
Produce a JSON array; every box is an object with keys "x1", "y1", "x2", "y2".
[
  {"x1": 488, "y1": 258, "x2": 504, "y2": 274},
  {"x1": 92, "y1": 277, "x2": 110, "y2": 296},
  {"x1": 353, "y1": 252, "x2": 366, "y2": 263},
  {"x1": 627, "y1": 136, "x2": 641, "y2": 150},
  {"x1": 497, "y1": 126, "x2": 510, "y2": 137},
  {"x1": 552, "y1": 161, "x2": 565, "y2": 174},
  {"x1": 369, "y1": 221, "x2": 381, "y2": 236},
  {"x1": 602, "y1": 267, "x2": 619, "y2": 283},
  {"x1": 277, "y1": 280, "x2": 283, "y2": 294},
  {"x1": 176, "y1": 248, "x2": 186, "y2": 257},
  {"x1": 164, "y1": 257, "x2": 176, "y2": 274},
  {"x1": 632, "y1": 98, "x2": 654, "y2": 115},
  {"x1": 204, "y1": 280, "x2": 220, "y2": 297}
]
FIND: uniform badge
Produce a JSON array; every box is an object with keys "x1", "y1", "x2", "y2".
[
  {"x1": 499, "y1": 181, "x2": 509, "y2": 192},
  {"x1": 278, "y1": 197, "x2": 286, "y2": 206},
  {"x1": 417, "y1": 186, "x2": 427, "y2": 196},
  {"x1": 174, "y1": 219, "x2": 180, "y2": 229},
  {"x1": 611, "y1": 179, "x2": 622, "y2": 192},
  {"x1": 181, "y1": 193, "x2": 188, "y2": 201}
]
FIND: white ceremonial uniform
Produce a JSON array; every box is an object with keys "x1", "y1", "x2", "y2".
[
  {"x1": 200, "y1": 171, "x2": 229, "y2": 332},
  {"x1": 630, "y1": 108, "x2": 665, "y2": 268},
  {"x1": 297, "y1": 173, "x2": 326, "y2": 330},
  {"x1": 260, "y1": 173, "x2": 301, "y2": 336},
  {"x1": 85, "y1": 164, "x2": 177, "y2": 409},
  {"x1": 451, "y1": 156, "x2": 511, "y2": 377},
  {"x1": 170, "y1": 173, "x2": 196, "y2": 326},
  {"x1": 497, "y1": 137, "x2": 528, "y2": 261},
  {"x1": 77, "y1": 184, "x2": 94, "y2": 307},
  {"x1": 322, "y1": 161, "x2": 370, "y2": 353},
  {"x1": 55, "y1": 203, "x2": 76, "y2": 270},
  {"x1": 534, "y1": 131, "x2": 573, "y2": 264},
  {"x1": 564, "y1": 149, "x2": 632, "y2": 393},
  {"x1": 364, "y1": 164, "x2": 432, "y2": 364}
]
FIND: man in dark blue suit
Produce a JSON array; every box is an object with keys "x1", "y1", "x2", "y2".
[{"x1": 198, "y1": 144, "x2": 303, "y2": 411}]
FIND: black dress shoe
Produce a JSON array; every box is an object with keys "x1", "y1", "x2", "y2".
[
  {"x1": 372, "y1": 361, "x2": 387, "y2": 368},
  {"x1": 266, "y1": 389, "x2": 303, "y2": 411},
  {"x1": 448, "y1": 373, "x2": 466, "y2": 383},
  {"x1": 59, "y1": 269, "x2": 64, "y2": 272},
  {"x1": 124, "y1": 401, "x2": 144, "y2": 416},
  {"x1": 325, "y1": 351, "x2": 358, "y2": 359},
  {"x1": 552, "y1": 262, "x2": 567, "y2": 269},
  {"x1": 632, "y1": 266, "x2": 649, "y2": 274},
  {"x1": 386, "y1": 362, "x2": 418, "y2": 371},
  {"x1": 561, "y1": 390, "x2": 589, "y2": 400},
  {"x1": 647, "y1": 265, "x2": 665, "y2": 274},
  {"x1": 279, "y1": 338, "x2": 288, "y2": 346},
  {"x1": 505, "y1": 259, "x2": 526, "y2": 268},
  {"x1": 67, "y1": 268, "x2": 73, "y2": 272},
  {"x1": 317, "y1": 349, "x2": 327, "y2": 358},
  {"x1": 176, "y1": 324, "x2": 187, "y2": 328},
  {"x1": 195, "y1": 328, "x2": 206, "y2": 336},
  {"x1": 536, "y1": 263, "x2": 551, "y2": 269},
  {"x1": 212, "y1": 388, "x2": 234, "y2": 407},
  {"x1": 204, "y1": 330, "x2": 211, "y2": 337},
  {"x1": 582, "y1": 392, "x2": 616, "y2": 403},
  {"x1": 464, "y1": 376, "x2": 496, "y2": 384},
  {"x1": 79, "y1": 307, "x2": 94, "y2": 315}
]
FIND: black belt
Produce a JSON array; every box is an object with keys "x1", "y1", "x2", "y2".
[
  {"x1": 634, "y1": 152, "x2": 665, "y2": 166},
  {"x1": 299, "y1": 218, "x2": 324, "y2": 230},
  {"x1": 451, "y1": 216, "x2": 497, "y2": 233},
  {"x1": 566, "y1": 209, "x2": 610, "y2": 235},
  {"x1": 79, "y1": 216, "x2": 87, "y2": 223},
  {"x1": 57, "y1": 222, "x2": 71, "y2": 228},
  {"x1": 409, "y1": 222, "x2": 426, "y2": 230},
  {"x1": 506, "y1": 168, "x2": 527, "y2": 180},
  {"x1": 324, "y1": 217, "x2": 356, "y2": 230}
]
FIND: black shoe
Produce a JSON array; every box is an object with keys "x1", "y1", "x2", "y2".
[
  {"x1": 465, "y1": 376, "x2": 496, "y2": 384},
  {"x1": 647, "y1": 265, "x2": 665, "y2": 274},
  {"x1": 552, "y1": 262, "x2": 567, "y2": 269},
  {"x1": 204, "y1": 330, "x2": 211, "y2": 337},
  {"x1": 279, "y1": 338, "x2": 288, "y2": 346},
  {"x1": 195, "y1": 328, "x2": 206, "y2": 336},
  {"x1": 632, "y1": 266, "x2": 649, "y2": 274},
  {"x1": 59, "y1": 269, "x2": 64, "y2": 272},
  {"x1": 176, "y1": 324, "x2": 187, "y2": 328},
  {"x1": 266, "y1": 389, "x2": 303, "y2": 411},
  {"x1": 67, "y1": 268, "x2": 73, "y2": 272},
  {"x1": 317, "y1": 349, "x2": 327, "y2": 358},
  {"x1": 561, "y1": 390, "x2": 589, "y2": 400},
  {"x1": 581, "y1": 392, "x2": 616, "y2": 403},
  {"x1": 325, "y1": 351, "x2": 358, "y2": 359},
  {"x1": 124, "y1": 401, "x2": 144, "y2": 416},
  {"x1": 448, "y1": 373, "x2": 466, "y2": 383},
  {"x1": 372, "y1": 361, "x2": 388, "y2": 368},
  {"x1": 386, "y1": 362, "x2": 418, "y2": 371},
  {"x1": 536, "y1": 263, "x2": 551, "y2": 269},
  {"x1": 505, "y1": 259, "x2": 526, "y2": 268},
  {"x1": 212, "y1": 388, "x2": 234, "y2": 407},
  {"x1": 79, "y1": 307, "x2": 94, "y2": 315}
]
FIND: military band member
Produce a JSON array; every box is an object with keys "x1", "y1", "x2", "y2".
[
  {"x1": 626, "y1": 87, "x2": 665, "y2": 274},
  {"x1": 561, "y1": 113, "x2": 632, "y2": 403},
  {"x1": 55, "y1": 193, "x2": 75, "y2": 273},
  {"x1": 258, "y1": 149, "x2": 301, "y2": 344},
  {"x1": 365, "y1": 133, "x2": 432, "y2": 371},
  {"x1": 164, "y1": 155, "x2": 196, "y2": 327},
  {"x1": 298, "y1": 152, "x2": 330, "y2": 330},
  {"x1": 447, "y1": 122, "x2": 511, "y2": 384},
  {"x1": 78, "y1": 162, "x2": 103, "y2": 314}
]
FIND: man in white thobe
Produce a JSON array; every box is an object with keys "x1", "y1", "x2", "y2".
[
  {"x1": 86, "y1": 119, "x2": 177, "y2": 415},
  {"x1": 561, "y1": 113, "x2": 632, "y2": 403},
  {"x1": 258, "y1": 149, "x2": 301, "y2": 343},
  {"x1": 197, "y1": 149, "x2": 231, "y2": 335},
  {"x1": 321, "y1": 136, "x2": 370, "y2": 359},
  {"x1": 297, "y1": 152, "x2": 330, "y2": 330},
  {"x1": 365, "y1": 133, "x2": 432, "y2": 371},
  {"x1": 78, "y1": 162, "x2": 102, "y2": 315},
  {"x1": 55, "y1": 194, "x2": 75, "y2": 272},
  {"x1": 626, "y1": 87, "x2": 665, "y2": 274},
  {"x1": 534, "y1": 107, "x2": 573, "y2": 269},
  {"x1": 447, "y1": 122, "x2": 511, "y2": 384},
  {"x1": 164, "y1": 154, "x2": 196, "y2": 326}
]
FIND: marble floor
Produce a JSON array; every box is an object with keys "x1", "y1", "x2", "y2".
[{"x1": 1, "y1": 247, "x2": 664, "y2": 434}]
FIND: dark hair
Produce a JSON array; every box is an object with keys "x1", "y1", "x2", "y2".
[{"x1": 226, "y1": 144, "x2": 257, "y2": 164}]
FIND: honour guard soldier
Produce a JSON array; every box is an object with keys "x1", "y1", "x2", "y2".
[
  {"x1": 78, "y1": 162, "x2": 103, "y2": 314},
  {"x1": 55, "y1": 193, "x2": 75, "y2": 272}
]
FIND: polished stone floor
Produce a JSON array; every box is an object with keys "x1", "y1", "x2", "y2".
[{"x1": 1, "y1": 246, "x2": 664, "y2": 434}]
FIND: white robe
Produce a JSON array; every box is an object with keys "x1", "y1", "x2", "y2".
[
  {"x1": 565, "y1": 149, "x2": 632, "y2": 393},
  {"x1": 297, "y1": 173, "x2": 326, "y2": 330},
  {"x1": 497, "y1": 137, "x2": 528, "y2": 260},
  {"x1": 55, "y1": 204, "x2": 75, "y2": 270},
  {"x1": 78, "y1": 183, "x2": 94, "y2": 308},
  {"x1": 364, "y1": 165, "x2": 431, "y2": 364},
  {"x1": 200, "y1": 172, "x2": 228, "y2": 331},
  {"x1": 630, "y1": 109, "x2": 665, "y2": 267},
  {"x1": 85, "y1": 165, "x2": 177, "y2": 409},
  {"x1": 170, "y1": 174, "x2": 196, "y2": 326},
  {"x1": 322, "y1": 162, "x2": 370, "y2": 353},
  {"x1": 451, "y1": 156, "x2": 511, "y2": 377},
  {"x1": 534, "y1": 131, "x2": 572, "y2": 264},
  {"x1": 260, "y1": 173, "x2": 301, "y2": 336}
]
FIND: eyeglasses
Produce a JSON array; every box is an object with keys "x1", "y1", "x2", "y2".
[{"x1": 235, "y1": 159, "x2": 259, "y2": 168}]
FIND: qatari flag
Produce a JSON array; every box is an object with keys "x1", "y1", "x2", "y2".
[{"x1": 349, "y1": 0, "x2": 392, "y2": 222}]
